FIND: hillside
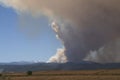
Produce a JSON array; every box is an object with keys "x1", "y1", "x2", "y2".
[{"x1": 0, "y1": 61, "x2": 120, "y2": 72}]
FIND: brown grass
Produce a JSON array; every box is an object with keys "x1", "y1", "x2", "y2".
[{"x1": 2, "y1": 69, "x2": 120, "y2": 80}]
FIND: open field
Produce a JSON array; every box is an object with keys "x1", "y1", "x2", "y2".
[{"x1": 1, "y1": 69, "x2": 120, "y2": 80}]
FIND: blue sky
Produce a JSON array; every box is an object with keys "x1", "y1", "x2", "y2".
[{"x1": 0, "y1": 6, "x2": 62, "y2": 62}]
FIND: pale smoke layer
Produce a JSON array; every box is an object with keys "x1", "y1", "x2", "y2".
[
  {"x1": 1, "y1": 0, "x2": 120, "y2": 63},
  {"x1": 48, "y1": 49, "x2": 67, "y2": 63},
  {"x1": 85, "y1": 39, "x2": 120, "y2": 63}
]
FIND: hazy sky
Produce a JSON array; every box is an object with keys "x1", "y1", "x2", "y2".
[{"x1": 0, "y1": 6, "x2": 62, "y2": 62}]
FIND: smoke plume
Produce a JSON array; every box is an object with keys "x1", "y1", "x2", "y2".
[
  {"x1": 84, "y1": 38, "x2": 120, "y2": 63},
  {"x1": 1, "y1": 0, "x2": 120, "y2": 63},
  {"x1": 48, "y1": 48, "x2": 67, "y2": 63}
]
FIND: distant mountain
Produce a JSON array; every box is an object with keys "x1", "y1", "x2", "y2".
[
  {"x1": 0, "y1": 61, "x2": 34, "y2": 65},
  {"x1": 0, "y1": 61, "x2": 120, "y2": 72}
]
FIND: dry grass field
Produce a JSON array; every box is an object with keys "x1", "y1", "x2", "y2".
[{"x1": 1, "y1": 69, "x2": 120, "y2": 80}]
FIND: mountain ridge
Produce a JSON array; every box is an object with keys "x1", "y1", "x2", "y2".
[{"x1": 0, "y1": 61, "x2": 120, "y2": 72}]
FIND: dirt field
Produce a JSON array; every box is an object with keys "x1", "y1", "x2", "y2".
[{"x1": 1, "y1": 69, "x2": 120, "y2": 80}]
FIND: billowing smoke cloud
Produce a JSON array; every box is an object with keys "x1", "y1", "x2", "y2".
[
  {"x1": 48, "y1": 48, "x2": 67, "y2": 63},
  {"x1": 0, "y1": 0, "x2": 120, "y2": 63},
  {"x1": 84, "y1": 38, "x2": 120, "y2": 63}
]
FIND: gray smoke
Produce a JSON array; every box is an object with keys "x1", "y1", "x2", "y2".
[
  {"x1": 84, "y1": 38, "x2": 120, "y2": 63},
  {"x1": 1, "y1": 0, "x2": 120, "y2": 63}
]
